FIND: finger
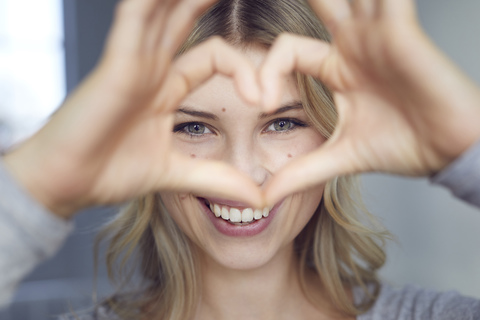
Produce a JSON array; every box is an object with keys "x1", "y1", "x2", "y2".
[
  {"x1": 352, "y1": 0, "x2": 377, "y2": 19},
  {"x1": 260, "y1": 34, "x2": 331, "y2": 112},
  {"x1": 307, "y1": 0, "x2": 352, "y2": 34},
  {"x1": 156, "y1": 37, "x2": 261, "y2": 112},
  {"x1": 144, "y1": 0, "x2": 177, "y2": 52},
  {"x1": 104, "y1": 0, "x2": 164, "y2": 56},
  {"x1": 263, "y1": 139, "x2": 354, "y2": 207},
  {"x1": 144, "y1": 0, "x2": 218, "y2": 86},
  {"x1": 165, "y1": 153, "x2": 264, "y2": 208},
  {"x1": 264, "y1": 92, "x2": 367, "y2": 206},
  {"x1": 159, "y1": 0, "x2": 218, "y2": 54},
  {"x1": 379, "y1": 0, "x2": 417, "y2": 19}
]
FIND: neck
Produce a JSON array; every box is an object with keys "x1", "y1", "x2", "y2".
[{"x1": 195, "y1": 244, "x2": 333, "y2": 320}]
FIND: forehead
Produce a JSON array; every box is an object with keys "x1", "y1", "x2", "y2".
[{"x1": 180, "y1": 46, "x2": 300, "y2": 111}]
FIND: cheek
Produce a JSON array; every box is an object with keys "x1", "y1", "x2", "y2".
[
  {"x1": 159, "y1": 192, "x2": 183, "y2": 224},
  {"x1": 263, "y1": 131, "x2": 325, "y2": 171},
  {"x1": 172, "y1": 138, "x2": 220, "y2": 160},
  {"x1": 273, "y1": 184, "x2": 325, "y2": 251},
  {"x1": 173, "y1": 129, "x2": 326, "y2": 170},
  {"x1": 159, "y1": 192, "x2": 201, "y2": 239},
  {"x1": 291, "y1": 186, "x2": 325, "y2": 241},
  {"x1": 292, "y1": 185, "x2": 325, "y2": 225}
]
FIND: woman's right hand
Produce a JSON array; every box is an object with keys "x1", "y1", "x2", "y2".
[{"x1": 3, "y1": 0, "x2": 263, "y2": 219}]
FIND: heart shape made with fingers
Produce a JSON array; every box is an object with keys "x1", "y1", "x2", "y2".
[
  {"x1": 146, "y1": 0, "x2": 431, "y2": 210},
  {"x1": 14, "y1": 0, "x2": 450, "y2": 218}
]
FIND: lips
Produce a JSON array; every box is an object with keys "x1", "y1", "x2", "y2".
[{"x1": 197, "y1": 197, "x2": 282, "y2": 237}]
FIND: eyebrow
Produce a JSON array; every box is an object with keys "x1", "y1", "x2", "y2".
[
  {"x1": 177, "y1": 106, "x2": 219, "y2": 120},
  {"x1": 176, "y1": 101, "x2": 303, "y2": 120},
  {"x1": 258, "y1": 102, "x2": 303, "y2": 119}
]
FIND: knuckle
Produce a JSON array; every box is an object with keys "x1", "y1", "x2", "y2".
[
  {"x1": 188, "y1": 0, "x2": 217, "y2": 16},
  {"x1": 115, "y1": 0, "x2": 131, "y2": 15},
  {"x1": 206, "y1": 36, "x2": 226, "y2": 48},
  {"x1": 200, "y1": 37, "x2": 229, "y2": 58},
  {"x1": 115, "y1": 0, "x2": 147, "y2": 20},
  {"x1": 176, "y1": 68, "x2": 193, "y2": 96},
  {"x1": 276, "y1": 33, "x2": 296, "y2": 46}
]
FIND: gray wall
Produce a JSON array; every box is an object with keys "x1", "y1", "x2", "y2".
[
  {"x1": 1, "y1": 0, "x2": 480, "y2": 319},
  {"x1": 64, "y1": 0, "x2": 118, "y2": 92}
]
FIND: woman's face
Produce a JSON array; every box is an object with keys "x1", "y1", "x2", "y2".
[{"x1": 160, "y1": 47, "x2": 326, "y2": 270}]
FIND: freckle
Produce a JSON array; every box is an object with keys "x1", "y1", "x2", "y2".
[
  {"x1": 288, "y1": 154, "x2": 292, "y2": 158},
  {"x1": 190, "y1": 154, "x2": 196, "y2": 158},
  {"x1": 222, "y1": 108, "x2": 226, "y2": 112}
]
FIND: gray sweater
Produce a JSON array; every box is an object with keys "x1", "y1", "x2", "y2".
[{"x1": 2, "y1": 139, "x2": 480, "y2": 319}]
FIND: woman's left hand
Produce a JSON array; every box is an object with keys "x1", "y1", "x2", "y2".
[{"x1": 259, "y1": 0, "x2": 480, "y2": 205}]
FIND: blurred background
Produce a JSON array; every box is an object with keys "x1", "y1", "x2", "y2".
[{"x1": 0, "y1": 0, "x2": 480, "y2": 319}]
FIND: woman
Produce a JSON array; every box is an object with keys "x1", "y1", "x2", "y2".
[
  {"x1": 1, "y1": 0, "x2": 480, "y2": 319},
  {"x1": 95, "y1": 0, "x2": 388, "y2": 318}
]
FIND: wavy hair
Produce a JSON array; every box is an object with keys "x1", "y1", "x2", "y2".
[{"x1": 96, "y1": 0, "x2": 389, "y2": 319}]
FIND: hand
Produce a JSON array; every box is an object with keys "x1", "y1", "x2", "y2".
[
  {"x1": 3, "y1": 0, "x2": 263, "y2": 219},
  {"x1": 260, "y1": 0, "x2": 480, "y2": 205}
]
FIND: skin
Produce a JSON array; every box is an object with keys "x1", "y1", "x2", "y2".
[
  {"x1": 260, "y1": 0, "x2": 480, "y2": 205},
  {"x1": 160, "y1": 47, "x2": 346, "y2": 320},
  {"x1": 3, "y1": 0, "x2": 479, "y2": 217},
  {"x1": 2, "y1": 0, "x2": 265, "y2": 219},
  {"x1": 1, "y1": 0, "x2": 480, "y2": 317}
]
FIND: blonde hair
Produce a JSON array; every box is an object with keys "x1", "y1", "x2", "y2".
[{"x1": 96, "y1": 0, "x2": 389, "y2": 319}]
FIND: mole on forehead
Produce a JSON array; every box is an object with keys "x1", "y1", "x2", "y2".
[{"x1": 222, "y1": 108, "x2": 226, "y2": 112}]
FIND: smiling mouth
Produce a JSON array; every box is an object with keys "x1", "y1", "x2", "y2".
[{"x1": 200, "y1": 198, "x2": 273, "y2": 226}]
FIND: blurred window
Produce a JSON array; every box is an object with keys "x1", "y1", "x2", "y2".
[{"x1": 0, "y1": 0, "x2": 65, "y2": 148}]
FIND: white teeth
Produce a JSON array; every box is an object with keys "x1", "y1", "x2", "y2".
[
  {"x1": 213, "y1": 204, "x2": 221, "y2": 218},
  {"x1": 230, "y1": 208, "x2": 242, "y2": 222},
  {"x1": 221, "y1": 207, "x2": 230, "y2": 220},
  {"x1": 263, "y1": 207, "x2": 269, "y2": 218},
  {"x1": 242, "y1": 208, "x2": 254, "y2": 222},
  {"x1": 254, "y1": 209, "x2": 263, "y2": 220},
  {"x1": 207, "y1": 201, "x2": 274, "y2": 224}
]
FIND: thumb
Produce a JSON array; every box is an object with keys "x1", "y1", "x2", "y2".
[
  {"x1": 163, "y1": 153, "x2": 265, "y2": 209},
  {"x1": 263, "y1": 138, "x2": 355, "y2": 206}
]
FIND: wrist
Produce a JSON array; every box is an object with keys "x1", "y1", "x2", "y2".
[
  {"x1": 432, "y1": 90, "x2": 480, "y2": 172},
  {"x1": 2, "y1": 148, "x2": 79, "y2": 220}
]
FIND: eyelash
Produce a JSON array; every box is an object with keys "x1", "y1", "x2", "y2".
[
  {"x1": 173, "y1": 118, "x2": 308, "y2": 138},
  {"x1": 173, "y1": 122, "x2": 215, "y2": 138},
  {"x1": 263, "y1": 118, "x2": 307, "y2": 134}
]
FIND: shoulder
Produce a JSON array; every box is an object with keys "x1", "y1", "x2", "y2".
[
  {"x1": 357, "y1": 283, "x2": 480, "y2": 320},
  {"x1": 57, "y1": 305, "x2": 119, "y2": 320}
]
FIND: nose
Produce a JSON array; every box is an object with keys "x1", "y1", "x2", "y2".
[{"x1": 223, "y1": 139, "x2": 270, "y2": 187}]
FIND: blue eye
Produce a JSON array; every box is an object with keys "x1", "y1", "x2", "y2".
[
  {"x1": 265, "y1": 119, "x2": 306, "y2": 133},
  {"x1": 273, "y1": 120, "x2": 292, "y2": 131},
  {"x1": 187, "y1": 123, "x2": 206, "y2": 134},
  {"x1": 173, "y1": 122, "x2": 213, "y2": 137}
]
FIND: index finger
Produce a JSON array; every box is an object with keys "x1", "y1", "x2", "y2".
[
  {"x1": 259, "y1": 33, "x2": 331, "y2": 112},
  {"x1": 156, "y1": 37, "x2": 262, "y2": 112},
  {"x1": 308, "y1": 0, "x2": 352, "y2": 34}
]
